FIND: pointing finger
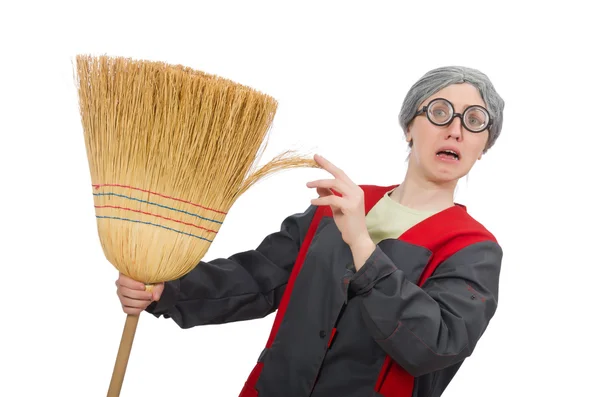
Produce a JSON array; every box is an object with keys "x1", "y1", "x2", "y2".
[{"x1": 314, "y1": 154, "x2": 348, "y2": 181}]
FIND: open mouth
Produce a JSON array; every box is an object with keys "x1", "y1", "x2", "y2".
[{"x1": 436, "y1": 149, "x2": 460, "y2": 161}]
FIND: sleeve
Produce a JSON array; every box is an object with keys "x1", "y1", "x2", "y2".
[
  {"x1": 348, "y1": 239, "x2": 502, "y2": 377},
  {"x1": 145, "y1": 204, "x2": 317, "y2": 329}
]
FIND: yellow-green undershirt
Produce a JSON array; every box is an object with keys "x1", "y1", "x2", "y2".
[{"x1": 366, "y1": 189, "x2": 439, "y2": 244}]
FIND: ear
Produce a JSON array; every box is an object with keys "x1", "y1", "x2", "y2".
[{"x1": 406, "y1": 128, "x2": 412, "y2": 143}]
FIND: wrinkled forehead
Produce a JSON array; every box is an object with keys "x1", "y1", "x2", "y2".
[{"x1": 420, "y1": 83, "x2": 486, "y2": 112}]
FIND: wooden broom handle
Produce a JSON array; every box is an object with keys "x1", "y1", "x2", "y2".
[{"x1": 107, "y1": 314, "x2": 140, "y2": 397}]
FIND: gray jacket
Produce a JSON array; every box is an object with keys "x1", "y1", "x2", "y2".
[{"x1": 147, "y1": 202, "x2": 502, "y2": 397}]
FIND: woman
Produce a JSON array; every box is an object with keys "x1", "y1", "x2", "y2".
[{"x1": 116, "y1": 65, "x2": 505, "y2": 397}]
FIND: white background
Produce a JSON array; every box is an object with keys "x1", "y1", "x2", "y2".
[{"x1": 1, "y1": 1, "x2": 599, "y2": 396}]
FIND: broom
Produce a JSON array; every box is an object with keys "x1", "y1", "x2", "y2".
[{"x1": 74, "y1": 54, "x2": 318, "y2": 396}]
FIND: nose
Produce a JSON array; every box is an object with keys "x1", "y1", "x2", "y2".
[{"x1": 446, "y1": 116, "x2": 463, "y2": 140}]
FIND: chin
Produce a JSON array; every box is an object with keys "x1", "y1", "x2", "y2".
[
  {"x1": 426, "y1": 168, "x2": 466, "y2": 185},
  {"x1": 431, "y1": 175, "x2": 460, "y2": 185}
]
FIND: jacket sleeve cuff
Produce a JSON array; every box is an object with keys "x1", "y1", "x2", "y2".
[
  {"x1": 349, "y1": 246, "x2": 397, "y2": 295},
  {"x1": 145, "y1": 279, "x2": 181, "y2": 318}
]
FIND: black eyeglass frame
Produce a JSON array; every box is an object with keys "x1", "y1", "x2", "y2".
[{"x1": 414, "y1": 98, "x2": 493, "y2": 133}]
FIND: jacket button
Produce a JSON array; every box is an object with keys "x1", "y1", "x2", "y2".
[{"x1": 319, "y1": 330, "x2": 326, "y2": 338}]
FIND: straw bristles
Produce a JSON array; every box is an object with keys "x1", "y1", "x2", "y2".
[{"x1": 75, "y1": 54, "x2": 318, "y2": 284}]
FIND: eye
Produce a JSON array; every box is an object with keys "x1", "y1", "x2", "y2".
[
  {"x1": 434, "y1": 109, "x2": 447, "y2": 117},
  {"x1": 465, "y1": 108, "x2": 488, "y2": 129},
  {"x1": 468, "y1": 115, "x2": 482, "y2": 126},
  {"x1": 429, "y1": 105, "x2": 450, "y2": 122}
]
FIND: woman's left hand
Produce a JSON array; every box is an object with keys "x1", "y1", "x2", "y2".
[{"x1": 306, "y1": 154, "x2": 372, "y2": 250}]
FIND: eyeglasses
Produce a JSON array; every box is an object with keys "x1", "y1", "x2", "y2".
[{"x1": 414, "y1": 98, "x2": 492, "y2": 133}]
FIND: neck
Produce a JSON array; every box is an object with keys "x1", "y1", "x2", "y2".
[{"x1": 390, "y1": 162, "x2": 457, "y2": 212}]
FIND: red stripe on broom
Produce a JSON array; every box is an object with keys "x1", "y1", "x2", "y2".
[{"x1": 93, "y1": 184, "x2": 227, "y2": 215}]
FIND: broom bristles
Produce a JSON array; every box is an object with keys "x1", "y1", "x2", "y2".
[{"x1": 75, "y1": 54, "x2": 318, "y2": 284}]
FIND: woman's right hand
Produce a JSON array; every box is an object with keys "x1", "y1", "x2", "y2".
[{"x1": 115, "y1": 273, "x2": 165, "y2": 315}]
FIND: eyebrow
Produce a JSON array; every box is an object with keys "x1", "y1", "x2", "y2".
[
  {"x1": 457, "y1": 102, "x2": 486, "y2": 112},
  {"x1": 425, "y1": 98, "x2": 486, "y2": 111}
]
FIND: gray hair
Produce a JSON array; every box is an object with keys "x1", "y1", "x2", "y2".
[{"x1": 398, "y1": 66, "x2": 505, "y2": 152}]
